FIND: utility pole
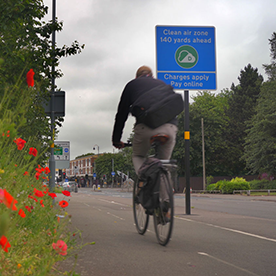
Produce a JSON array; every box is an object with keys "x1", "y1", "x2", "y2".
[{"x1": 49, "y1": 0, "x2": 56, "y2": 193}]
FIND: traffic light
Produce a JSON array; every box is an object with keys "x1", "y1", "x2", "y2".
[{"x1": 63, "y1": 172, "x2": 66, "y2": 179}]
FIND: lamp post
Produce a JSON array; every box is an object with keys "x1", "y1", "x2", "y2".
[
  {"x1": 93, "y1": 144, "x2": 99, "y2": 155},
  {"x1": 49, "y1": 0, "x2": 56, "y2": 193},
  {"x1": 93, "y1": 144, "x2": 99, "y2": 185}
]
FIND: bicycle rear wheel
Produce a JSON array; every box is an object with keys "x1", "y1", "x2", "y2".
[
  {"x1": 133, "y1": 181, "x2": 149, "y2": 235},
  {"x1": 153, "y1": 171, "x2": 174, "y2": 246}
]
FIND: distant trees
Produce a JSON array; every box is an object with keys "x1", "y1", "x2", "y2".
[
  {"x1": 243, "y1": 32, "x2": 276, "y2": 176},
  {"x1": 223, "y1": 64, "x2": 263, "y2": 175},
  {"x1": 263, "y1": 32, "x2": 276, "y2": 81}
]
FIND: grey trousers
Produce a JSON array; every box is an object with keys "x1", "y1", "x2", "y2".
[
  {"x1": 132, "y1": 123, "x2": 178, "y2": 203},
  {"x1": 132, "y1": 123, "x2": 178, "y2": 173}
]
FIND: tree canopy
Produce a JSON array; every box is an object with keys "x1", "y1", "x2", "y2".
[{"x1": 0, "y1": 0, "x2": 84, "y2": 162}]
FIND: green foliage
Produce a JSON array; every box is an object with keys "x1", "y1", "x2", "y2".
[
  {"x1": 243, "y1": 81, "x2": 276, "y2": 175},
  {"x1": 173, "y1": 90, "x2": 230, "y2": 176},
  {"x1": 95, "y1": 150, "x2": 136, "y2": 183},
  {"x1": 263, "y1": 32, "x2": 276, "y2": 81},
  {"x1": 0, "y1": 0, "x2": 84, "y2": 153},
  {"x1": 207, "y1": 178, "x2": 250, "y2": 194},
  {"x1": 249, "y1": 179, "x2": 276, "y2": 190},
  {"x1": 206, "y1": 175, "x2": 214, "y2": 186},
  {"x1": 206, "y1": 183, "x2": 216, "y2": 191},
  {"x1": 223, "y1": 64, "x2": 263, "y2": 175},
  {"x1": 0, "y1": 89, "x2": 81, "y2": 275}
]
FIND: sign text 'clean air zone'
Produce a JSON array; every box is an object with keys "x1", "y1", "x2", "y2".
[{"x1": 156, "y1": 26, "x2": 216, "y2": 90}]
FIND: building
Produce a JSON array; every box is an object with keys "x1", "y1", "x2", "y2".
[{"x1": 65, "y1": 154, "x2": 101, "y2": 178}]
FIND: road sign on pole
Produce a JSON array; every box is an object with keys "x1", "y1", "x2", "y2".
[
  {"x1": 54, "y1": 141, "x2": 70, "y2": 169},
  {"x1": 156, "y1": 25, "x2": 216, "y2": 90}
]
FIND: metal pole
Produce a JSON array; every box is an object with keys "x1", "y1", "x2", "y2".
[
  {"x1": 112, "y1": 158, "x2": 114, "y2": 188},
  {"x1": 184, "y1": 90, "x2": 191, "y2": 215},
  {"x1": 49, "y1": 0, "x2": 56, "y2": 193},
  {"x1": 201, "y1": 118, "x2": 206, "y2": 190}
]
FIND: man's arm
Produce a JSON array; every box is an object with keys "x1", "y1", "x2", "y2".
[{"x1": 112, "y1": 85, "x2": 131, "y2": 146}]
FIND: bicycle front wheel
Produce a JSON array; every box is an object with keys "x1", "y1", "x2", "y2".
[
  {"x1": 133, "y1": 181, "x2": 149, "y2": 235},
  {"x1": 153, "y1": 171, "x2": 174, "y2": 246}
]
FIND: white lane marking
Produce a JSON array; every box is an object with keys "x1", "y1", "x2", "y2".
[
  {"x1": 176, "y1": 216, "x2": 276, "y2": 243},
  {"x1": 83, "y1": 203, "x2": 90, "y2": 207},
  {"x1": 198, "y1": 252, "x2": 260, "y2": 276},
  {"x1": 107, "y1": 212, "x2": 125, "y2": 221},
  {"x1": 98, "y1": 198, "x2": 130, "y2": 207}
]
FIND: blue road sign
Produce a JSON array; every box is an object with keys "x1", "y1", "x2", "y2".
[
  {"x1": 156, "y1": 25, "x2": 216, "y2": 90},
  {"x1": 111, "y1": 172, "x2": 115, "y2": 176},
  {"x1": 93, "y1": 173, "x2": 96, "y2": 177}
]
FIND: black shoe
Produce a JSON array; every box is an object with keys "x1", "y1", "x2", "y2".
[{"x1": 162, "y1": 201, "x2": 170, "y2": 213}]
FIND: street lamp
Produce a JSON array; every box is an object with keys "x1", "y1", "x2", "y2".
[{"x1": 93, "y1": 144, "x2": 99, "y2": 155}]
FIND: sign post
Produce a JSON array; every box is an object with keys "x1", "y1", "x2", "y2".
[{"x1": 156, "y1": 25, "x2": 216, "y2": 215}]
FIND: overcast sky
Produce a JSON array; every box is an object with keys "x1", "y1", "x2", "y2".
[{"x1": 43, "y1": 0, "x2": 275, "y2": 160}]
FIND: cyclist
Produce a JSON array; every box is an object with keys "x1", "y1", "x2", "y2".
[{"x1": 112, "y1": 65, "x2": 178, "y2": 173}]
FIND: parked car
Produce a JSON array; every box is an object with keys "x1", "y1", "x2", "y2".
[{"x1": 62, "y1": 181, "x2": 78, "y2": 193}]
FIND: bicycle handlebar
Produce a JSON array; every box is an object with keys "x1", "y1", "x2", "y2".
[{"x1": 123, "y1": 142, "x2": 132, "y2": 147}]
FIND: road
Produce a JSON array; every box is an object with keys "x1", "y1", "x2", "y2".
[{"x1": 57, "y1": 188, "x2": 276, "y2": 276}]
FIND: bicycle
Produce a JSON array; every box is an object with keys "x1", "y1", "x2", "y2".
[{"x1": 124, "y1": 134, "x2": 177, "y2": 246}]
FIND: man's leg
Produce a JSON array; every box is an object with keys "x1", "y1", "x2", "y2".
[
  {"x1": 132, "y1": 124, "x2": 151, "y2": 174},
  {"x1": 155, "y1": 124, "x2": 178, "y2": 204}
]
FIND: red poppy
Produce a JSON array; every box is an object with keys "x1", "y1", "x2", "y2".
[
  {"x1": 29, "y1": 147, "x2": 38, "y2": 157},
  {"x1": 62, "y1": 191, "x2": 71, "y2": 197},
  {"x1": 3, "y1": 189, "x2": 17, "y2": 211},
  {"x1": 44, "y1": 167, "x2": 50, "y2": 174},
  {"x1": 0, "y1": 236, "x2": 11, "y2": 253},
  {"x1": 52, "y1": 240, "x2": 67, "y2": 256},
  {"x1": 35, "y1": 172, "x2": 40, "y2": 180},
  {"x1": 23, "y1": 171, "x2": 29, "y2": 176},
  {"x1": 18, "y1": 209, "x2": 26, "y2": 218},
  {"x1": 40, "y1": 200, "x2": 45, "y2": 207},
  {"x1": 35, "y1": 190, "x2": 44, "y2": 197},
  {"x1": 48, "y1": 192, "x2": 57, "y2": 199},
  {"x1": 25, "y1": 206, "x2": 31, "y2": 212},
  {"x1": 26, "y1": 69, "x2": 35, "y2": 87},
  {"x1": 14, "y1": 138, "x2": 26, "y2": 150},
  {"x1": 59, "y1": 200, "x2": 69, "y2": 208}
]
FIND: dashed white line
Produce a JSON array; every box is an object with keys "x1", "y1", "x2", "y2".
[
  {"x1": 176, "y1": 216, "x2": 276, "y2": 243},
  {"x1": 198, "y1": 252, "x2": 260, "y2": 276}
]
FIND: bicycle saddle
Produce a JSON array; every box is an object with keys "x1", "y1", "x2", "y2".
[{"x1": 150, "y1": 134, "x2": 169, "y2": 145}]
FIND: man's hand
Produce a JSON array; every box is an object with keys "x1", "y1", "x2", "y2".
[{"x1": 113, "y1": 141, "x2": 125, "y2": 149}]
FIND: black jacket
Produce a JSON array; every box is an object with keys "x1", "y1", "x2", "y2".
[{"x1": 112, "y1": 76, "x2": 177, "y2": 143}]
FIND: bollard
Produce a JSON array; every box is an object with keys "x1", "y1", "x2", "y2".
[{"x1": 247, "y1": 190, "x2": 251, "y2": 196}]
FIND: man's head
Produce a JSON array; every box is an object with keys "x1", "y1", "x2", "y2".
[{"x1": 136, "y1": 66, "x2": 153, "y2": 78}]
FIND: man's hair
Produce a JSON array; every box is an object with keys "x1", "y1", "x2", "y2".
[{"x1": 136, "y1": 66, "x2": 153, "y2": 78}]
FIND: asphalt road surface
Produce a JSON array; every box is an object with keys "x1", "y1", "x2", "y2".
[{"x1": 57, "y1": 188, "x2": 276, "y2": 276}]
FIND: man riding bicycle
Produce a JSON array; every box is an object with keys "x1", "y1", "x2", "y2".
[{"x1": 112, "y1": 65, "x2": 178, "y2": 173}]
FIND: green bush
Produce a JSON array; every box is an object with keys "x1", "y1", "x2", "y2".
[
  {"x1": 208, "y1": 178, "x2": 251, "y2": 194},
  {"x1": 206, "y1": 183, "x2": 216, "y2": 191},
  {"x1": 249, "y1": 179, "x2": 276, "y2": 189},
  {"x1": 214, "y1": 179, "x2": 229, "y2": 190}
]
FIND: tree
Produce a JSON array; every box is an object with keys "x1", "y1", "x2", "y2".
[
  {"x1": 223, "y1": 64, "x2": 263, "y2": 175},
  {"x1": 243, "y1": 81, "x2": 276, "y2": 176},
  {"x1": 173, "y1": 90, "x2": 230, "y2": 176},
  {"x1": 0, "y1": 0, "x2": 84, "y2": 159},
  {"x1": 95, "y1": 151, "x2": 136, "y2": 184},
  {"x1": 263, "y1": 32, "x2": 276, "y2": 81}
]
